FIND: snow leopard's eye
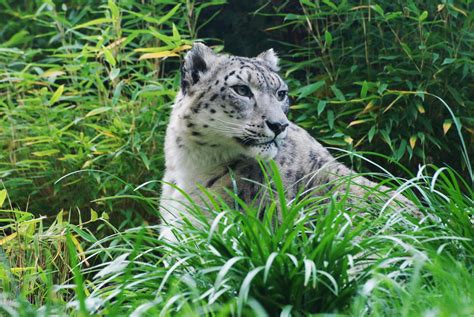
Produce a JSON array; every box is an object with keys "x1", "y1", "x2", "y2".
[
  {"x1": 232, "y1": 85, "x2": 253, "y2": 98},
  {"x1": 277, "y1": 90, "x2": 288, "y2": 101}
]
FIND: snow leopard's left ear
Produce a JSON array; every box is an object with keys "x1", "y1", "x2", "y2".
[
  {"x1": 256, "y1": 48, "x2": 279, "y2": 72},
  {"x1": 181, "y1": 43, "x2": 217, "y2": 94}
]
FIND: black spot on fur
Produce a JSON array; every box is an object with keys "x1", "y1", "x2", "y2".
[
  {"x1": 191, "y1": 131, "x2": 201, "y2": 136},
  {"x1": 210, "y1": 109, "x2": 216, "y2": 113},
  {"x1": 191, "y1": 54, "x2": 207, "y2": 84},
  {"x1": 210, "y1": 94, "x2": 219, "y2": 101},
  {"x1": 176, "y1": 136, "x2": 183, "y2": 148},
  {"x1": 180, "y1": 66, "x2": 190, "y2": 93},
  {"x1": 197, "y1": 91, "x2": 206, "y2": 100},
  {"x1": 191, "y1": 102, "x2": 202, "y2": 113}
]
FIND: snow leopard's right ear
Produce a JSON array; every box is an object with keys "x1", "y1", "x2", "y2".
[{"x1": 181, "y1": 43, "x2": 217, "y2": 94}]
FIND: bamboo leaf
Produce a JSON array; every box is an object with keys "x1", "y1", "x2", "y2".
[
  {"x1": 49, "y1": 85, "x2": 64, "y2": 105},
  {"x1": 139, "y1": 51, "x2": 179, "y2": 60},
  {"x1": 0, "y1": 232, "x2": 17, "y2": 246},
  {"x1": 103, "y1": 47, "x2": 116, "y2": 66},
  {"x1": 330, "y1": 85, "x2": 346, "y2": 101},
  {"x1": 90, "y1": 208, "x2": 98, "y2": 222},
  {"x1": 86, "y1": 107, "x2": 112, "y2": 117},
  {"x1": 32, "y1": 149, "x2": 60, "y2": 157},
  {"x1": 419, "y1": 11, "x2": 428, "y2": 22},
  {"x1": 72, "y1": 18, "x2": 112, "y2": 30},
  {"x1": 409, "y1": 135, "x2": 417, "y2": 149},
  {"x1": 296, "y1": 80, "x2": 325, "y2": 100},
  {"x1": 0, "y1": 189, "x2": 6, "y2": 207},
  {"x1": 443, "y1": 119, "x2": 453, "y2": 134},
  {"x1": 156, "y1": 4, "x2": 181, "y2": 25}
]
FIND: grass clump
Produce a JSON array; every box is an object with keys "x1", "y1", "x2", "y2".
[{"x1": 3, "y1": 161, "x2": 465, "y2": 316}]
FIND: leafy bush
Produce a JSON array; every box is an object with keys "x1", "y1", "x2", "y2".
[
  {"x1": 260, "y1": 1, "x2": 474, "y2": 178},
  {"x1": 0, "y1": 0, "x2": 217, "y2": 221}
]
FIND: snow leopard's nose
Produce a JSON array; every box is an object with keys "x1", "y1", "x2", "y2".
[{"x1": 265, "y1": 120, "x2": 289, "y2": 136}]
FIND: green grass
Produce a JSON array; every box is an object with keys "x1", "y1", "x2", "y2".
[
  {"x1": 0, "y1": 0, "x2": 473, "y2": 316},
  {"x1": 1, "y1": 159, "x2": 473, "y2": 316}
]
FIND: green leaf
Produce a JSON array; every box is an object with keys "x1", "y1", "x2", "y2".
[
  {"x1": 360, "y1": 80, "x2": 368, "y2": 98},
  {"x1": 324, "y1": 30, "x2": 332, "y2": 48},
  {"x1": 90, "y1": 208, "x2": 98, "y2": 222},
  {"x1": 368, "y1": 126, "x2": 376, "y2": 142},
  {"x1": 86, "y1": 107, "x2": 112, "y2": 117},
  {"x1": 238, "y1": 267, "x2": 265, "y2": 315},
  {"x1": 156, "y1": 4, "x2": 181, "y2": 25},
  {"x1": 171, "y1": 23, "x2": 181, "y2": 41},
  {"x1": 330, "y1": 85, "x2": 346, "y2": 101},
  {"x1": 49, "y1": 85, "x2": 64, "y2": 105},
  {"x1": 72, "y1": 18, "x2": 112, "y2": 30},
  {"x1": 110, "y1": 68, "x2": 120, "y2": 80},
  {"x1": 372, "y1": 4, "x2": 385, "y2": 17},
  {"x1": 395, "y1": 139, "x2": 407, "y2": 160},
  {"x1": 139, "y1": 152, "x2": 151, "y2": 170},
  {"x1": 103, "y1": 47, "x2": 116, "y2": 66},
  {"x1": 0, "y1": 190, "x2": 7, "y2": 208},
  {"x1": 443, "y1": 119, "x2": 453, "y2": 134},
  {"x1": 381, "y1": 130, "x2": 392, "y2": 149},
  {"x1": 442, "y1": 58, "x2": 455, "y2": 65},
  {"x1": 419, "y1": 11, "x2": 428, "y2": 22},
  {"x1": 32, "y1": 149, "x2": 60, "y2": 157},
  {"x1": 317, "y1": 100, "x2": 327, "y2": 116},
  {"x1": 296, "y1": 80, "x2": 325, "y2": 100},
  {"x1": 0, "y1": 30, "x2": 30, "y2": 48},
  {"x1": 108, "y1": 0, "x2": 120, "y2": 21},
  {"x1": 322, "y1": 0, "x2": 338, "y2": 10},
  {"x1": 327, "y1": 110, "x2": 335, "y2": 129}
]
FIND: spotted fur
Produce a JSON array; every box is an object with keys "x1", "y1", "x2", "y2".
[{"x1": 160, "y1": 43, "x2": 415, "y2": 242}]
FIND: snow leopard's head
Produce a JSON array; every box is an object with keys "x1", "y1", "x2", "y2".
[{"x1": 176, "y1": 43, "x2": 290, "y2": 160}]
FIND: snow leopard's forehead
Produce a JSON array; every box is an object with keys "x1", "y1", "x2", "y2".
[{"x1": 211, "y1": 55, "x2": 286, "y2": 92}]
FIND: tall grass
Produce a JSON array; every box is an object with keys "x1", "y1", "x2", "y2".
[{"x1": 2, "y1": 154, "x2": 473, "y2": 315}]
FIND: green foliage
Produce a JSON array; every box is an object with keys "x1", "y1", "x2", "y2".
[
  {"x1": 0, "y1": 0, "x2": 473, "y2": 316},
  {"x1": 261, "y1": 1, "x2": 473, "y2": 177},
  {"x1": 0, "y1": 0, "x2": 214, "y2": 221},
  {"x1": 2, "y1": 161, "x2": 473, "y2": 316}
]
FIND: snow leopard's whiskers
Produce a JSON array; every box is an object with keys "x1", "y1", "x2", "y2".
[
  {"x1": 213, "y1": 118, "x2": 243, "y2": 128},
  {"x1": 193, "y1": 118, "x2": 243, "y2": 135}
]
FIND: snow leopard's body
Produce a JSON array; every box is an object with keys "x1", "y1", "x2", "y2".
[{"x1": 160, "y1": 44, "x2": 410, "y2": 241}]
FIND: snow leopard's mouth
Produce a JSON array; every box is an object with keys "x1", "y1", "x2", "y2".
[{"x1": 235, "y1": 137, "x2": 277, "y2": 147}]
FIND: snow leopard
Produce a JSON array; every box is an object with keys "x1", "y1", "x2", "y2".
[{"x1": 159, "y1": 43, "x2": 415, "y2": 241}]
